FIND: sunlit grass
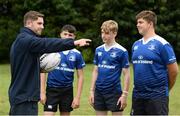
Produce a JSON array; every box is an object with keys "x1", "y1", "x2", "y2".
[{"x1": 0, "y1": 64, "x2": 180, "y2": 115}]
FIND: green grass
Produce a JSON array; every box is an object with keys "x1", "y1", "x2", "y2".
[{"x1": 0, "y1": 64, "x2": 180, "y2": 115}]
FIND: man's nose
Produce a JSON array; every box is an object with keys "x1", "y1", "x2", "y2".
[
  {"x1": 136, "y1": 23, "x2": 140, "y2": 27},
  {"x1": 41, "y1": 25, "x2": 44, "y2": 29}
]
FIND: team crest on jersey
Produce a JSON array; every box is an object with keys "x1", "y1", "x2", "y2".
[
  {"x1": 69, "y1": 55, "x2": 75, "y2": 61},
  {"x1": 98, "y1": 52, "x2": 102, "y2": 56},
  {"x1": 134, "y1": 46, "x2": 138, "y2": 50},
  {"x1": 148, "y1": 44, "x2": 155, "y2": 50},
  {"x1": 110, "y1": 52, "x2": 116, "y2": 58},
  {"x1": 102, "y1": 60, "x2": 107, "y2": 64}
]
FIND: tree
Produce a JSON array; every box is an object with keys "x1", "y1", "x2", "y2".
[{"x1": 0, "y1": 0, "x2": 180, "y2": 63}]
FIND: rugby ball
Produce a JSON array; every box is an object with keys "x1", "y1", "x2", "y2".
[{"x1": 40, "y1": 53, "x2": 61, "y2": 72}]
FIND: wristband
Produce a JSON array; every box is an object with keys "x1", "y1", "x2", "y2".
[
  {"x1": 123, "y1": 90, "x2": 128, "y2": 94},
  {"x1": 121, "y1": 94, "x2": 128, "y2": 98}
]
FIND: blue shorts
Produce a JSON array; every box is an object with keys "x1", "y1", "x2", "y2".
[
  {"x1": 131, "y1": 97, "x2": 169, "y2": 115},
  {"x1": 44, "y1": 86, "x2": 73, "y2": 112},
  {"x1": 9, "y1": 101, "x2": 38, "y2": 115},
  {"x1": 94, "y1": 89, "x2": 123, "y2": 112}
]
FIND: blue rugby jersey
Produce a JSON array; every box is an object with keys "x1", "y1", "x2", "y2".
[
  {"x1": 132, "y1": 35, "x2": 176, "y2": 98},
  {"x1": 47, "y1": 49, "x2": 85, "y2": 87},
  {"x1": 94, "y1": 43, "x2": 129, "y2": 94}
]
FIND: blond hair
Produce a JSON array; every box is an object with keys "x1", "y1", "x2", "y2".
[{"x1": 101, "y1": 20, "x2": 118, "y2": 33}]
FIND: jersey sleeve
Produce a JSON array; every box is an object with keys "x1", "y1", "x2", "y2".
[
  {"x1": 161, "y1": 43, "x2": 176, "y2": 65},
  {"x1": 93, "y1": 49, "x2": 98, "y2": 65},
  {"x1": 76, "y1": 53, "x2": 85, "y2": 69},
  {"x1": 120, "y1": 51, "x2": 130, "y2": 68}
]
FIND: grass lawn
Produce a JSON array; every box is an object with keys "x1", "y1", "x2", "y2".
[{"x1": 0, "y1": 64, "x2": 180, "y2": 115}]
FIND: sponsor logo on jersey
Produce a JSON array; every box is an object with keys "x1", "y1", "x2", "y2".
[
  {"x1": 98, "y1": 60, "x2": 115, "y2": 69},
  {"x1": 98, "y1": 64, "x2": 115, "y2": 69},
  {"x1": 133, "y1": 60, "x2": 153, "y2": 64},
  {"x1": 55, "y1": 63, "x2": 74, "y2": 72},
  {"x1": 133, "y1": 55, "x2": 153, "y2": 64},
  {"x1": 59, "y1": 67, "x2": 74, "y2": 72}
]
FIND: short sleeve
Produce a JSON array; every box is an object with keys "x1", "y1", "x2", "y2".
[
  {"x1": 121, "y1": 51, "x2": 130, "y2": 68},
  {"x1": 93, "y1": 49, "x2": 98, "y2": 65},
  {"x1": 76, "y1": 53, "x2": 85, "y2": 69},
  {"x1": 161, "y1": 44, "x2": 176, "y2": 65}
]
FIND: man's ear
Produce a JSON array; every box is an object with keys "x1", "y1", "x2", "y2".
[
  {"x1": 149, "y1": 21, "x2": 154, "y2": 27},
  {"x1": 25, "y1": 20, "x2": 32, "y2": 27}
]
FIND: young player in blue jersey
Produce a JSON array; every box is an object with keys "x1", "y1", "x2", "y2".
[
  {"x1": 40, "y1": 25, "x2": 85, "y2": 116},
  {"x1": 89, "y1": 20, "x2": 130, "y2": 116},
  {"x1": 131, "y1": 10, "x2": 179, "y2": 115}
]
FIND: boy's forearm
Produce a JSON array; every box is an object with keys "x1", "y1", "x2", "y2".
[
  {"x1": 75, "y1": 69, "x2": 84, "y2": 99},
  {"x1": 40, "y1": 73, "x2": 46, "y2": 94},
  {"x1": 76, "y1": 76, "x2": 83, "y2": 99},
  {"x1": 90, "y1": 66, "x2": 98, "y2": 92},
  {"x1": 122, "y1": 68, "x2": 130, "y2": 96},
  {"x1": 168, "y1": 62, "x2": 179, "y2": 90}
]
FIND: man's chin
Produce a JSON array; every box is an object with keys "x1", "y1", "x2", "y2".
[
  {"x1": 102, "y1": 39, "x2": 107, "y2": 43},
  {"x1": 138, "y1": 31, "x2": 143, "y2": 35},
  {"x1": 36, "y1": 32, "x2": 42, "y2": 36}
]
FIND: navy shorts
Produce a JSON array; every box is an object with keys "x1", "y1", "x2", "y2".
[
  {"x1": 94, "y1": 89, "x2": 123, "y2": 112},
  {"x1": 44, "y1": 86, "x2": 73, "y2": 112},
  {"x1": 9, "y1": 101, "x2": 38, "y2": 115},
  {"x1": 131, "y1": 97, "x2": 169, "y2": 115}
]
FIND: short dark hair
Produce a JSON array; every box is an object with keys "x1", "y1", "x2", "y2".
[
  {"x1": 61, "y1": 24, "x2": 76, "y2": 33},
  {"x1": 136, "y1": 10, "x2": 157, "y2": 27},
  {"x1": 24, "y1": 11, "x2": 44, "y2": 26}
]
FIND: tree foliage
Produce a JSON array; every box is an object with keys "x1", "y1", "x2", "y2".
[{"x1": 0, "y1": 0, "x2": 180, "y2": 63}]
